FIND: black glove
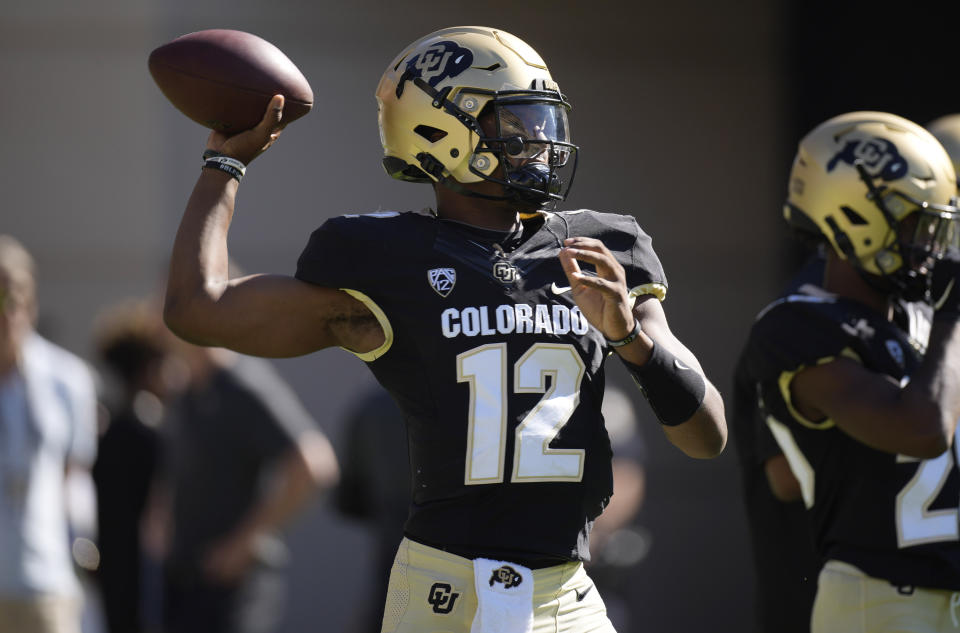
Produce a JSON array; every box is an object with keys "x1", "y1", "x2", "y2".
[{"x1": 930, "y1": 247, "x2": 960, "y2": 318}]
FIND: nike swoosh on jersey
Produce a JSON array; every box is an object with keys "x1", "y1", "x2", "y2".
[
  {"x1": 551, "y1": 282, "x2": 572, "y2": 295},
  {"x1": 674, "y1": 358, "x2": 691, "y2": 371},
  {"x1": 575, "y1": 585, "x2": 593, "y2": 601}
]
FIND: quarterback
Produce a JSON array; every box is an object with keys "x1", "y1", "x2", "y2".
[
  {"x1": 741, "y1": 112, "x2": 960, "y2": 632},
  {"x1": 163, "y1": 26, "x2": 726, "y2": 633}
]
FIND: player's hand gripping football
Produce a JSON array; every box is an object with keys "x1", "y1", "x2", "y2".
[
  {"x1": 205, "y1": 94, "x2": 286, "y2": 166},
  {"x1": 559, "y1": 237, "x2": 637, "y2": 342}
]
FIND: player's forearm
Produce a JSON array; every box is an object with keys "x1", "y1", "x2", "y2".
[
  {"x1": 660, "y1": 382, "x2": 727, "y2": 458},
  {"x1": 164, "y1": 169, "x2": 238, "y2": 344}
]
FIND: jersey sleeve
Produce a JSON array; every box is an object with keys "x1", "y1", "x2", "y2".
[
  {"x1": 566, "y1": 211, "x2": 667, "y2": 301},
  {"x1": 295, "y1": 215, "x2": 371, "y2": 290},
  {"x1": 745, "y1": 299, "x2": 855, "y2": 431},
  {"x1": 625, "y1": 217, "x2": 668, "y2": 301}
]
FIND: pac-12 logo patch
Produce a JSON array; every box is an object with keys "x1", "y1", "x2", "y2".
[
  {"x1": 826, "y1": 137, "x2": 907, "y2": 181},
  {"x1": 406, "y1": 41, "x2": 474, "y2": 87},
  {"x1": 427, "y1": 582, "x2": 460, "y2": 614},
  {"x1": 489, "y1": 565, "x2": 523, "y2": 589},
  {"x1": 428, "y1": 268, "x2": 456, "y2": 297}
]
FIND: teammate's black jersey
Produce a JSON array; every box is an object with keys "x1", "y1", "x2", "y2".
[
  {"x1": 742, "y1": 284, "x2": 960, "y2": 589},
  {"x1": 296, "y1": 208, "x2": 666, "y2": 564}
]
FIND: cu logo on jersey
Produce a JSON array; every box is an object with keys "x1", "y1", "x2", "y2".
[
  {"x1": 489, "y1": 565, "x2": 523, "y2": 589},
  {"x1": 493, "y1": 261, "x2": 520, "y2": 284},
  {"x1": 406, "y1": 41, "x2": 474, "y2": 87},
  {"x1": 427, "y1": 582, "x2": 460, "y2": 614},
  {"x1": 428, "y1": 268, "x2": 457, "y2": 297},
  {"x1": 826, "y1": 137, "x2": 908, "y2": 181}
]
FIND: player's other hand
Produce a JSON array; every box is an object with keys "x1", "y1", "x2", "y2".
[
  {"x1": 931, "y1": 246, "x2": 960, "y2": 317},
  {"x1": 559, "y1": 237, "x2": 635, "y2": 341},
  {"x1": 205, "y1": 94, "x2": 286, "y2": 165}
]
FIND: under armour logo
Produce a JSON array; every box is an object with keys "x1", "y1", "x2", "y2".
[
  {"x1": 427, "y1": 582, "x2": 460, "y2": 614},
  {"x1": 428, "y1": 268, "x2": 456, "y2": 297},
  {"x1": 493, "y1": 261, "x2": 519, "y2": 284},
  {"x1": 489, "y1": 565, "x2": 523, "y2": 589}
]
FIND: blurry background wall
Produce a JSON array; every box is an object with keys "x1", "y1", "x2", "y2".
[{"x1": 3, "y1": 0, "x2": 955, "y2": 631}]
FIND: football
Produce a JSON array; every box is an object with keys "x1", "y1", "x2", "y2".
[{"x1": 148, "y1": 29, "x2": 313, "y2": 133}]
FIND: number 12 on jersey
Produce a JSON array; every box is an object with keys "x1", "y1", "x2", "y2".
[{"x1": 457, "y1": 342, "x2": 586, "y2": 485}]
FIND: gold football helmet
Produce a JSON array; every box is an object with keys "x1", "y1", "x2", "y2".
[
  {"x1": 784, "y1": 111, "x2": 960, "y2": 299},
  {"x1": 375, "y1": 26, "x2": 577, "y2": 207}
]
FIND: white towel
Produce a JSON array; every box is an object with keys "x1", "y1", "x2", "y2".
[{"x1": 470, "y1": 558, "x2": 534, "y2": 633}]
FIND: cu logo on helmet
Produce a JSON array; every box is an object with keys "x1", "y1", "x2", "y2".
[
  {"x1": 827, "y1": 137, "x2": 907, "y2": 181},
  {"x1": 407, "y1": 41, "x2": 474, "y2": 87}
]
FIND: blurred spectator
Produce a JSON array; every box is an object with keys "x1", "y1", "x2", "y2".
[
  {"x1": 91, "y1": 299, "x2": 180, "y2": 633},
  {"x1": 585, "y1": 383, "x2": 649, "y2": 633},
  {"x1": 0, "y1": 234, "x2": 98, "y2": 633},
  {"x1": 144, "y1": 344, "x2": 339, "y2": 633},
  {"x1": 334, "y1": 385, "x2": 409, "y2": 633}
]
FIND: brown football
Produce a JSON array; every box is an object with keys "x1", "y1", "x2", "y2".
[{"x1": 148, "y1": 29, "x2": 313, "y2": 133}]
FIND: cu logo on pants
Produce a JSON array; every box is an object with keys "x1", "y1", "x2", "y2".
[{"x1": 427, "y1": 582, "x2": 460, "y2": 614}]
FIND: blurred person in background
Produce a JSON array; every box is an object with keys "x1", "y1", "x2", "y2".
[
  {"x1": 143, "y1": 342, "x2": 339, "y2": 633},
  {"x1": 334, "y1": 385, "x2": 409, "y2": 633},
  {"x1": 739, "y1": 112, "x2": 960, "y2": 632},
  {"x1": 584, "y1": 383, "x2": 648, "y2": 633},
  {"x1": 92, "y1": 298, "x2": 180, "y2": 633},
  {"x1": 0, "y1": 234, "x2": 99, "y2": 633}
]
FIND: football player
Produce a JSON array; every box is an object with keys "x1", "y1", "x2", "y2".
[
  {"x1": 163, "y1": 26, "x2": 727, "y2": 633},
  {"x1": 740, "y1": 111, "x2": 960, "y2": 633}
]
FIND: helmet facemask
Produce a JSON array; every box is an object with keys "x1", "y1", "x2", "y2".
[
  {"x1": 850, "y1": 160, "x2": 960, "y2": 301},
  {"x1": 468, "y1": 93, "x2": 578, "y2": 207}
]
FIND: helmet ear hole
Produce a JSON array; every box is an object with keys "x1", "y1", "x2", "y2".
[
  {"x1": 414, "y1": 125, "x2": 448, "y2": 143},
  {"x1": 840, "y1": 206, "x2": 868, "y2": 225}
]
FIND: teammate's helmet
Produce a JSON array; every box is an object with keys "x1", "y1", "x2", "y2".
[
  {"x1": 784, "y1": 111, "x2": 960, "y2": 300},
  {"x1": 927, "y1": 114, "x2": 960, "y2": 185},
  {"x1": 376, "y1": 26, "x2": 578, "y2": 207}
]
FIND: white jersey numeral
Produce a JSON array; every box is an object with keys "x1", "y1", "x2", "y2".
[
  {"x1": 458, "y1": 342, "x2": 585, "y2": 485},
  {"x1": 895, "y1": 427, "x2": 960, "y2": 548}
]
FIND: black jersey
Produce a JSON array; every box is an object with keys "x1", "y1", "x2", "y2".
[
  {"x1": 742, "y1": 284, "x2": 960, "y2": 590},
  {"x1": 296, "y1": 208, "x2": 666, "y2": 564}
]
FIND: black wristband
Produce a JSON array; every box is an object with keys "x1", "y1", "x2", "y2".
[
  {"x1": 606, "y1": 320, "x2": 641, "y2": 348},
  {"x1": 203, "y1": 160, "x2": 243, "y2": 182},
  {"x1": 620, "y1": 342, "x2": 706, "y2": 426}
]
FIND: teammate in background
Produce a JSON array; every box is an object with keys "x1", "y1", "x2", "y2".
[
  {"x1": 162, "y1": 26, "x2": 726, "y2": 632},
  {"x1": 0, "y1": 235, "x2": 99, "y2": 633},
  {"x1": 928, "y1": 115, "x2": 960, "y2": 185},
  {"x1": 739, "y1": 112, "x2": 960, "y2": 632}
]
